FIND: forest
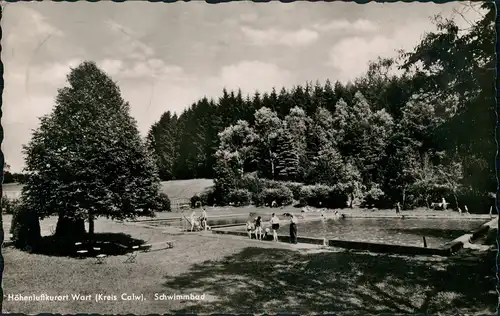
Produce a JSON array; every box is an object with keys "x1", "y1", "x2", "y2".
[{"x1": 146, "y1": 4, "x2": 495, "y2": 211}]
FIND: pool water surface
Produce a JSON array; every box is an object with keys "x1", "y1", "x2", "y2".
[{"x1": 235, "y1": 218, "x2": 486, "y2": 248}]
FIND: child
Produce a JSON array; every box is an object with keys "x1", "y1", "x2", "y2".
[
  {"x1": 190, "y1": 210, "x2": 197, "y2": 231},
  {"x1": 201, "y1": 208, "x2": 208, "y2": 230},
  {"x1": 270, "y1": 213, "x2": 280, "y2": 242},
  {"x1": 254, "y1": 216, "x2": 263, "y2": 240},
  {"x1": 246, "y1": 220, "x2": 255, "y2": 239}
]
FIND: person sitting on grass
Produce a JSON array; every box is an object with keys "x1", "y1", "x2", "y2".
[
  {"x1": 254, "y1": 216, "x2": 263, "y2": 240},
  {"x1": 271, "y1": 200, "x2": 277, "y2": 208},
  {"x1": 264, "y1": 227, "x2": 270, "y2": 239}
]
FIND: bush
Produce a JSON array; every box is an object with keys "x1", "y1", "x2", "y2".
[
  {"x1": 227, "y1": 189, "x2": 252, "y2": 206},
  {"x1": 238, "y1": 172, "x2": 267, "y2": 201},
  {"x1": 191, "y1": 187, "x2": 217, "y2": 207},
  {"x1": 299, "y1": 184, "x2": 347, "y2": 209},
  {"x1": 361, "y1": 185, "x2": 386, "y2": 209},
  {"x1": 282, "y1": 182, "x2": 303, "y2": 200},
  {"x1": 255, "y1": 185, "x2": 294, "y2": 207},
  {"x1": 10, "y1": 202, "x2": 41, "y2": 251},
  {"x1": 190, "y1": 194, "x2": 202, "y2": 208},
  {"x1": 154, "y1": 193, "x2": 171, "y2": 212},
  {"x1": 2, "y1": 196, "x2": 20, "y2": 214}
]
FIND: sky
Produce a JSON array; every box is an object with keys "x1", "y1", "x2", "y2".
[{"x1": 1, "y1": 1, "x2": 484, "y2": 173}]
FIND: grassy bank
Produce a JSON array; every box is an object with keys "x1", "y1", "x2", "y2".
[{"x1": 2, "y1": 216, "x2": 496, "y2": 315}]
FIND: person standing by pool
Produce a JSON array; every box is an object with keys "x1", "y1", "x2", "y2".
[
  {"x1": 395, "y1": 202, "x2": 401, "y2": 214},
  {"x1": 190, "y1": 210, "x2": 197, "y2": 231},
  {"x1": 246, "y1": 220, "x2": 255, "y2": 239},
  {"x1": 270, "y1": 213, "x2": 280, "y2": 242},
  {"x1": 254, "y1": 216, "x2": 263, "y2": 240},
  {"x1": 201, "y1": 208, "x2": 208, "y2": 231},
  {"x1": 289, "y1": 214, "x2": 298, "y2": 244}
]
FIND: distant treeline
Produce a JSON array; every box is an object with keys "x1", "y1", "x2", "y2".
[
  {"x1": 3, "y1": 162, "x2": 26, "y2": 184},
  {"x1": 3, "y1": 172, "x2": 26, "y2": 184}
]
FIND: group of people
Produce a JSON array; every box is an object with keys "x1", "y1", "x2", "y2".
[
  {"x1": 246, "y1": 213, "x2": 299, "y2": 244},
  {"x1": 189, "y1": 208, "x2": 208, "y2": 231}
]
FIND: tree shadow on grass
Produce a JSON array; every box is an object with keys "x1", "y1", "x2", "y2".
[
  {"x1": 30, "y1": 232, "x2": 148, "y2": 257},
  {"x1": 162, "y1": 247, "x2": 496, "y2": 315},
  {"x1": 384, "y1": 228, "x2": 471, "y2": 241}
]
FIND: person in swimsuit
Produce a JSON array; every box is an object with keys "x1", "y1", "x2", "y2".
[
  {"x1": 270, "y1": 213, "x2": 280, "y2": 242},
  {"x1": 254, "y1": 216, "x2": 263, "y2": 240},
  {"x1": 289, "y1": 214, "x2": 298, "y2": 244},
  {"x1": 190, "y1": 210, "x2": 197, "y2": 231},
  {"x1": 246, "y1": 220, "x2": 255, "y2": 239},
  {"x1": 201, "y1": 208, "x2": 208, "y2": 230}
]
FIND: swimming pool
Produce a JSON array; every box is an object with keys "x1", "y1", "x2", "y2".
[{"x1": 234, "y1": 218, "x2": 486, "y2": 248}]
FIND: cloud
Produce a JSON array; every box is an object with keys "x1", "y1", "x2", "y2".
[
  {"x1": 4, "y1": 7, "x2": 64, "y2": 46},
  {"x1": 241, "y1": 26, "x2": 319, "y2": 47},
  {"x1": 32, "y1": 59, "x2": 83, "y2": 83},
  {"x1": 206, "y1": 60, "x2": 294, "y2": 94},
  {"x1": 327, "y1": 20, "x2": 431, "y2": 82},
  {"x1": 3, "y1": 7, "x2": 65, "y2": 64},
  {"x1": 103, "y1": 19, "x2": 156, "y2": 60},
  {"x1": 313, "y1": 19, "x2": 378, "y2": 33},
  {"x1": 99, "y1": 59, "x2": 124, "y2": 77},
  {"x1": 121, "y1": 59, "x2": 183, "y2": 79},
  {"x1": 239, "y1": 12, "x2": 258, "y2": 22}
]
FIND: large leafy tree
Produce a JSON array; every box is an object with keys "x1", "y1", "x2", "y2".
[
  {"x1": 22, "y1": 61, "x2": 161, "y2": 240},
  {"x1": 253, "y1": 107, "x2": 283, "y2": 179},
  {"x1": 400, "y1": 2, "x2": 496, "y2": 194}
]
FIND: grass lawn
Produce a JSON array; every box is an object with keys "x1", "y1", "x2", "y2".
[
  {"x1": 2, "y1": 179, "x2": 214, "y2": 201},
  {"x1": 159, "y1": 179, "x2": 213, "y2": 200},
  {"x1": 2, "y1": 215, "x2": 497, "y2": 315}
]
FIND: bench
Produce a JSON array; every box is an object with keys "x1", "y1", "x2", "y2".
[
  {"x1": 148, "y1": 240, "x2": 174, "y2": 251},
  {"x1": 96, "y1": 254, "x2": 107, "y2": 264},
  {"x1": 124, "y1": 246, "x2": 140, "y2": 263},
  {"x1": 76, "y1": 250, "x2": 88, "y2": 258}
]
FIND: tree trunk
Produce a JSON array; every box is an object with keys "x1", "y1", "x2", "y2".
[
  {"x1": 402, "y1": 187, "x2": 406, "y2": 210},
  {"x1": 88, "y1": 212, "x2": 95, "y2": 242},
  {"x1": 269, "y1": 149, "x2": 275, "y2": 180},
  {"x1": 26, "y1": 212, "x2": 42, "y2": 249},
  {"x1": 452, "y1": 191, "x2": 459, "y2": 211},
  {"x1": 55, "y1": 215, "x2": 86, "y2": 242}
]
